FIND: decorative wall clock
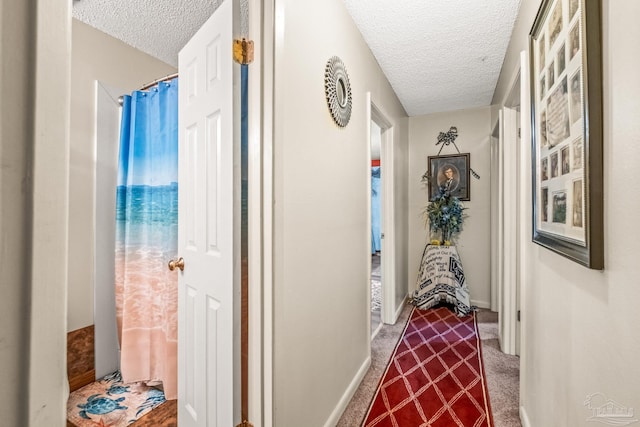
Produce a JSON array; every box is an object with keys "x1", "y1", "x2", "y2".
[{"x1": 324, "y1": 56, "x2": 352, "y2": 127}]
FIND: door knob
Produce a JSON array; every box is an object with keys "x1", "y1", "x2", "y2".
[{"x1": 168, "y1": 257, "x2": 185, "y2": 272}]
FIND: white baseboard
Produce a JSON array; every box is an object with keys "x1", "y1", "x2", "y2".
[
  {"x1": 471, "y1": 299, "x2": 491, "y2": 309},
  {"x1": 323, "y1": 356, "x2": 371, "y2": 427},
  {"x1": 392, "y1": 294, "x2": 408, "y2": 324},
  {"x1": 371, "y1": 322, "x2": 383, "y2": 340},
  {"x1": 520, "y1": 405, "x2": 532, "y2": 427}
]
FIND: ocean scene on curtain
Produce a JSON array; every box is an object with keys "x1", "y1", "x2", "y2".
[
  {"x1": 115, "y1": 78, "x2": 178, "y2": 400},
  {"x1": 371, "y1": 166, "x2": 382, "y2": 253}
]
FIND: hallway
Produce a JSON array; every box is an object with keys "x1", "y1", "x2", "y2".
[{"x1": 338, "y1": 306, "x2": 520, "y2": 426}]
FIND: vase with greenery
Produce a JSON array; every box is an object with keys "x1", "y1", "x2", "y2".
[{"x1": 425, "y1": 185, "x2": 466, "y2": 245}]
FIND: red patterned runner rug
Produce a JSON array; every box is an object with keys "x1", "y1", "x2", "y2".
[{"x1": 363, "y1": 306, "x2": 493, "y2": 427}]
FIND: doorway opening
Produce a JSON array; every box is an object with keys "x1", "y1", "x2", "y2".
[
  {"x1": 491, "y1": 52, "x2": 529, "y2": 358},
  {"x1": 370, "y1": 120, "x2": 383, "y2": 338},
  {"x1": 490, "y1": 54, "x2": 531, "y2": 423},
  {"x1": 79, "y1": 3, "x2": 250, "y2": 425},
  {"x1": 367, "y1": 94, "x2": 396, "y2": 348}
]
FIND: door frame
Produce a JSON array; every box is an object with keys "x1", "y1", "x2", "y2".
[
  {"x1": 516, "y1": 49, "x2": 531, "y2": 415},
  {"x1": 494, "y1": 51, "x2": 530, "y2": 363},
  {"x1": 368, "y1": 119, "x2": 383, "y2": 339},
  {"x1": 500, "y1": 104, "x2": 518, "y2": 355},
  {"x1": 490, "y1": 121, "x2": 500, "y2": 312},
  {"x1": 249, "y1": 0, "x2": 275, "y2": 425},
  {"x1": 366, "y1": 94, "x2": 396, "y2": 326}
]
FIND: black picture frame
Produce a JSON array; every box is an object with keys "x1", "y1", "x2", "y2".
[
  {"x1": 529, "y1": 0, "x2": 603, "y2": 269},
  {"x1": 427, "y1": 153, "x2": 471, "y2": 201}
]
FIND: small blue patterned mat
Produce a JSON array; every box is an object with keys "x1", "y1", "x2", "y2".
[{"x1": 67, "y1": 371, "x2": 166, "y2": 426}]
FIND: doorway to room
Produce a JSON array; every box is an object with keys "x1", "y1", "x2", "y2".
[
  {"x1": 79, "y1": 2, "x2": 258, "y2": 426},
  {"x1": 367, "y1": 94, "x2": 397, "y2": 346},
  {"x1": 370, "y1": 120, "x2": 383, "y2": 338},
  {"x1": 491, "y1": 51, "x2": 530, "y2": 366},
  {"x1": 368, "y1": 96, "x2": 397, "y2": 344}
]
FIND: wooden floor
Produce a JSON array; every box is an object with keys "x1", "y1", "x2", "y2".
[{"x1": 131, "y1": 399, "x2": 177, "y2": 426}]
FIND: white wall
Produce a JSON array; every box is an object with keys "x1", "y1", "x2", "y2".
[
  {"x1": 0, "y1": 3, "x2": 35, "y2": 422},
  {"x1": 68, "y1": 20, "x2": 176, "y2": 332},
  {"x1": 493, "y1": 1, "x2": 640, "y2": 425},
  {"x1": 94, "y1": 82, "x2": 123, "y2": 378},
  {"x1": 272, "y1": 0, "x2": 409, "y2": 424},
  {"x1": 408, "y1": 108, "x2": 492, "y2": 307},
  {"x1": 371, "y1": 121, "x2": 381, "y2": 160},
  {"x1": 0, "y1": 1, "x2": 71, "y2": 424}
]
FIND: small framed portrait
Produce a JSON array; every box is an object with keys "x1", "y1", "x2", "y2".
[
  {"x1": 572, "y1": 138, "x2": 583, "y2": 170},
  {"x1": 569, "y1": 23, "x2": 580, "y2": 60},
  {"x1": 569, "y1": 70, "x2": 582, "y2": 124},
  {"x1": 551, "y1": 151, "x2": 559, "y2": 178},
  {"x1": 546, "y1": 77, "x2": 570, "y2": 147},
  {"x1": 552, "y1": 190, "x2": 567, "y2": 224},
  {"x1": 572, "y1": 179, "x2": 584, "y2": 228},
  {"x1": 548, "y1": 0, "x2": 563, "y2": 47},
  {"x1": 569, "y1": 0, "x2": 579, "y2": 20},
  {"x1": 561, "y1": 146, "x2": 570, "y2": 175},
  {"x1": 548, "y1": 61, "x2": 555, "y2": 87},
  {"x1": 427, "y1": 153, "x2": 471, "y2": 201},
  {"x1": 542, "y1": 187, "x2": 549, "y2": 222},
  {"x1": 557, "y1": 43, "x2": 566, "y2": 75},
  {"x1": 539, "y1": 34, "x2": 546, "y2": 71},
  {"x1": 540, "y1": 109, "x2": 548, "y2": 147},
  {"x1": 541, "y1": 157, "x2": 549, "y2": 181}
]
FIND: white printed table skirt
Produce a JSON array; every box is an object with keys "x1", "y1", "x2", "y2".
[{"x1": 411, "y1": 244, "x2": 472, "y2": 317}]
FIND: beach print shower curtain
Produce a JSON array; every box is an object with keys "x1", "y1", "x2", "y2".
[
  {"x1": 115, "y1": 79, "x2": 178, "y2": 400},
  {"x1": 371, "y1": 166, "x2": 382, "y2": 253}
]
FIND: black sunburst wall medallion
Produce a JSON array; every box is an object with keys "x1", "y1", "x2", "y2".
[{"x1": 324, "y1": 56, "x2": 352, "y2": 127}]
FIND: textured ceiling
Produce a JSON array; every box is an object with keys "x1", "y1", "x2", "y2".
[
  {"x1": 343, "y1": 0, "x2": 521, "y2": 116},
  {"x1": 72, "y1": 0, "x2": 230, "y2": 67},
  {"x1": 73, "y1": 0, "x2": 520, "y2": 116}
]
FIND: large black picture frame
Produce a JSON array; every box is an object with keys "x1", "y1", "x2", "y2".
[{"x1": 529, "y1": 0, "x2": 603, "y2": 269}]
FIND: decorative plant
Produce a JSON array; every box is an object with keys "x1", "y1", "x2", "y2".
[{"x1": 424, "y1": 185, "x2": 466, "y2": 245}]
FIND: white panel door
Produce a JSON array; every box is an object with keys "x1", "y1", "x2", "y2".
[{"x1": 178, "y1": 1, "x2": 237, "y2": 425}]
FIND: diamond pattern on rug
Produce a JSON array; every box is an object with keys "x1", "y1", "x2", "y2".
[{"x1": 363, "y1": 306, "x2": 493, "y2": 427}]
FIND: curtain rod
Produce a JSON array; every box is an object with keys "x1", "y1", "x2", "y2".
[
  {"x1": 139, "y1": 72, "x2": 179, "y2": 91},
  {"x1": 118, "y1": 72, "x2": 179, "y2": 106}
]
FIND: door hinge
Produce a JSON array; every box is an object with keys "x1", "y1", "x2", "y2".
[
  {"x1": 233, "y1": 39, "x2": 254, "y2": 64},
  {"x1": 517, "y1": 310, "x2": 521, "y2": 322},
  {"x1": 236, "y1": 421, "x2": 254, "y2": 427}
]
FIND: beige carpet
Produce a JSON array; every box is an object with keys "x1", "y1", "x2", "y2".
[
  {"x1": 337, "y1": 304, "x2": 521, "y2": 427},
  {"x1": 476, "y1": 309, "x2": 521, "y2": 427}
]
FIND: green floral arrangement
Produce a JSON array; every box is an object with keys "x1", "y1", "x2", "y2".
[{"x1": 425, "y1": 185, "x2": 466, "y2": 245}]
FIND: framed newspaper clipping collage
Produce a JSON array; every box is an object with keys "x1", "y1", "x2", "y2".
[{"x1": 529, "y1": 0, "x2": 603, "y2": 269}]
